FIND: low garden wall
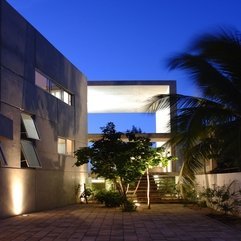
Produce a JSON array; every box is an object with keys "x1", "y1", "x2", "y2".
[{"x1": 196, "y1": 172, "x2": 241, "y2": 191}]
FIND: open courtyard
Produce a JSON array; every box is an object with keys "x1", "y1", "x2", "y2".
[{"x1": 0, "y1": 203, "x2": 241, "y2": 241}]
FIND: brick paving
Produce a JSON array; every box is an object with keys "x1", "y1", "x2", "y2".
[{"x1": 0, "y1": 204, "x2": 241, "y2": 241}]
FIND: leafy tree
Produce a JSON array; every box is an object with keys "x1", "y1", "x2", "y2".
[
  {"x1": 148, "y1": 28, "x2": 241, "y2": 195},
  {"x1": 75, "y1": 122, "x2": 175, "y2": 209}
]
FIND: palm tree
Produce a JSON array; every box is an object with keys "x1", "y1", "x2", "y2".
[{"x1": 148, "y1": 28, "x2": 241, "y2": 194}]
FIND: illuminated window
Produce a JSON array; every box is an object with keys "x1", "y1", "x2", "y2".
[
  {"x1": 58, "y1": 138, "x2": 74, "y2": 156},
  {"x1": 21, "y1": 140, "x2": 41, "y2": 168},
  {"x1": 66, "y1": 139, "x2": 74, "y2": 155},
  {"x1": 57, "y1": 138, "x2": 66, "y2": 154},
  {"x1": 0, "y1": 143, "x2": 7, "y2": 166},
  {"x1": 50, "y1": 82, "x2": 62, "y2": 100},
  {"x1": 21, "y1": 113, "x2": 40, "y2": 140},
  {"x1": 63, "y1": 91, "x2": 72, "y2": 105},
  {"x1": 35, "y1": 70, "x2": 73, "y2": 106}
]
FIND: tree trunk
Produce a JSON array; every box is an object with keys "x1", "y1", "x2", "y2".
[
  {"x1": 114, "y1": 180, "x2": 123, "y2": 196},
  {"x1": 117, "y1": 179, "x2": 126, "y2": 199},
  {"x1": 146, "y1": 168, "x2": 151, "y2": 209},
  {"x1": 126, "y1": 184, "x2": 129, "y2": 194},
  {"x1": 133, "y1": 176, "x2": 142, "y2": 196}
]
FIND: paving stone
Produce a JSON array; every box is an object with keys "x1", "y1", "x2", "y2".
[{"x1": 0, "y1": 204, "x2": 241, "y2": 241}]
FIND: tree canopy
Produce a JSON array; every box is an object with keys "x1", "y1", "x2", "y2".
[{"x1": 75, "y1": 122, "x2": 175, "y2": 197}]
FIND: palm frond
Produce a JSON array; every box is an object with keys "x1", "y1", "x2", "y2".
[
  {"x1": 149, "y1": 28, "x2": 241, "y2": 194},
  {"x1": 168, "y1": 54, "x2": 241, "y2": 112},
  {"x1": 193, "y1": 28, "x2": 241, "y2": 90}
]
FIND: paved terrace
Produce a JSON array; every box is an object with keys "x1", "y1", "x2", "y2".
[{"x1": 0, "y1": 204, "x2": 241, "y2": 241}]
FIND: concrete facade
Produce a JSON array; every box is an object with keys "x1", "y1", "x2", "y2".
[
  {"x1": 88, "y1": 81, "x2": 179, "y2": 173},
  {"x1": 0, "y1": 0, "x2": 88, "y2": 217}
]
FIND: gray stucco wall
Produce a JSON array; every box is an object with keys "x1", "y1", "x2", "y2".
[{"x1": 0, "y1": 0, "x2": 88, "y2": 217}]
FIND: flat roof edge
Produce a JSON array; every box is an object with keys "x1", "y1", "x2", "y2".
[{"x1": 88, "y1": 80, "x2": 176, "y2": 86}]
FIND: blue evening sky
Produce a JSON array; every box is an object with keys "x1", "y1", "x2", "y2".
[{"x1": 6, "y1": 0, "x2": 241, "y2": 133}]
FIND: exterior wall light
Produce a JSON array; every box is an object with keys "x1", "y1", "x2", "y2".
[{"x1": 11, "y1": 177, "x2": 24, "y2": 215}]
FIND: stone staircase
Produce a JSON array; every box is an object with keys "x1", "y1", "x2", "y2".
[
  {"x1": 127, "y1": 174, "x2": 161, "y2": 203},
  {"x1": 127, "y1": 173, "x2": 182, "y2": 204}
]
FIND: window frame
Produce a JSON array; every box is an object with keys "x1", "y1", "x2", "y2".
[
  {"x1": 35, "y1": 70, "x2": 50, "y2": 92},
  {"x1": 21, "y1": 140, "x2": 41, "y2": 168},
  {"x1": 21, "y1": 113, "x2": 40, "y2": 140},
  {"x1": 57, "y1": 137, "x2": 66, "y2": 155},
  {"x1": 35, "y1": 70, "x2": 73, "y2": 106},
  {"x1": 57, "y1": 137, "x2": 74, "y2": 156},
  {"x1": 0, "y1": 143, "x2": 7, "y2": 166}
]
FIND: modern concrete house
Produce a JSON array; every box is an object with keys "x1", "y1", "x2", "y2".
[
  {"x1": 87, "y1": 81, "x2": 180, "y2": 202},
  {"x1": 88, "y1": 81, "x2": 179, "y2": 173},
  {"x1": 0, "y1": 0, "x2": 180, "y2": 214},
  {"x1": 0, "y1": 0, "x2": 88, "y2": 217}
]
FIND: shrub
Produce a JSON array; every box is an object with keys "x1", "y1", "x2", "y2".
[
  {"x1": 157, "y1": 177, "x2": 178, "y2": 198},
  {"x1": 122, "y1": 199, "x2": 137, "y2": 212},
  {"x1": 94, "y1": 190, "x2": 123, "y2": 207},
  {"x1": 94, "y1": 190, "x2": 107, "y2": 204},
  {"x1": 184, "y1": 187, "x2": 199, "y2": 203},
  {"x1": 200, "y1": 181, "x2": 241, "y2": 215}
]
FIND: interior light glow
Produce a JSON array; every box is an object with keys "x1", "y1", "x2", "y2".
[
  {"x1": 91, "y1": 178, "x2": 105, "y2": 183},
  {"x1": 88, "y1": 85, "x2": 170, "y2": 113}
]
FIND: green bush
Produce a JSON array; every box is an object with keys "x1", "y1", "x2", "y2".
[
  {"x1": 122, "y1": 199, "x2": 137, "y2": 212},
  {"x1": 157, "y1": 177, "x2": 178, "y2": 198},
  {"x1": 94, "y1": 190, "x2": 123, "y2": 207},
  {"x1": 200, "y1": 181, "x2": 241, "y2": 215},
  {"x1": 184, "y1": 188, "x2": 199, "y2": 203},
  {"x1": 94, "y1": 190, "x2": 107, "y2": 204}
]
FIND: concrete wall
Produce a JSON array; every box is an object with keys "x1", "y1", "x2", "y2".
[
  {"x1": 196, "y1": 173, "x2": 241, "y2": 191},
  {"x1": 0, "y1": 0, "x2": 88, "y2": 217}
]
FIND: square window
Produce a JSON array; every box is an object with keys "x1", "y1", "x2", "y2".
[
  {"x1": 58, "y1": 138, "x2": 74, "y2": 155},
  {"x1": 21, "y1": 140, "x2": 41, "y2": 168},
  {"x1": 21, "y1": 113, "x2": 40, "y2": 140},
  {"x1": 35, "y1": 71, "x2": 49, "y2": 91},
  {"x1": 66, "y1": 139, "x2": 74, "y2": 155},
  {"x1": 50, "y1": 82, "x2": 62, "y2": 100},
  {"x1": 58, "y1": 138, "x2": 66, "y2": 154},
  {"x1": 63, "y1": 91, "x2": 72, "y2": 105}
]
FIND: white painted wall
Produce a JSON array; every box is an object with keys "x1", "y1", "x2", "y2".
[
  {"x1": 196, "y1": 173, "x2": 241, "y2": 191},
  {"x1": 155, "y1": 109, "x2": 170, "y2": 133}
]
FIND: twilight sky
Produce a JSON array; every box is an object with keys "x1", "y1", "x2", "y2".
[{"x1": 6, "y1": 0, "x2": 241, "y2": 132}]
